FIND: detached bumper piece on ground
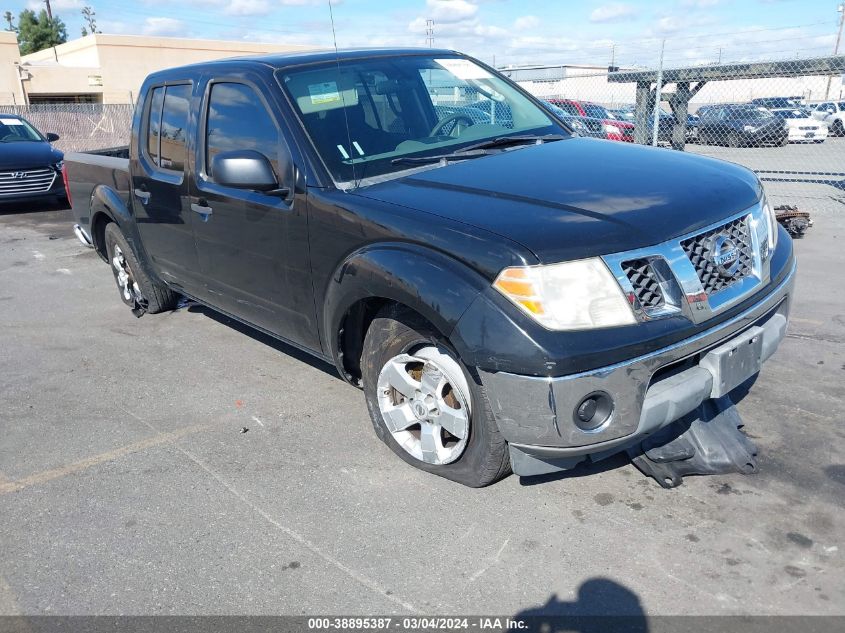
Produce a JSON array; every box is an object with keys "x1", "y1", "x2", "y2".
[
  {"x1": 627, "y1": 396, "x2": 757, "y2": 488},
  {"x1": 775, "y1": 205, "x2": 813, "y2": 237}
]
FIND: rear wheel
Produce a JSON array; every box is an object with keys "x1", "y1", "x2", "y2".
[
  {"x1": 833, "y1": 120, "x2": 844, "y2": 137},
  {"x1": 361, "y1": 305, "x2": 510, "y2": 487},
  {"x1": 104, "y1": 223, "x2": 178, "y2": 317}
]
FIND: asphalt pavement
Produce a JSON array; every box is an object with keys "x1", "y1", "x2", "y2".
[{"x1": 0, "y1": 200, "x2": 843, "y2": 616}]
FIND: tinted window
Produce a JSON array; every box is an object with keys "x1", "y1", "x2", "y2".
[
  {"x1": 159, "y1": 84, "x2": 191, "y2": 172},
  {"x1": 146, "y1": 87, "x2": 164, "y2": 165},
  {"x1": 206, "y1": 82, "x2": 281, "y2": 179}
]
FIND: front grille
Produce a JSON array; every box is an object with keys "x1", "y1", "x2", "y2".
[
  {"x1": 621, "y1": 258, "x2": 665, "y2": 309},
  {"x1": 0, "y1": 167, "x2": 57, "y2": 197},
  {"x1": 681, "y1": 215, "x2": 754, "y2": 295}
]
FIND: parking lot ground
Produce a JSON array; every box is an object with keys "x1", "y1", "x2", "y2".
[{"x1": 0, "y1": 202, "x2": 843, "y2": 616}]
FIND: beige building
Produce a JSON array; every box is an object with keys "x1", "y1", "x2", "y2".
[{"x1": 1, "y1": 33, "x2": 314, "y2": 105}]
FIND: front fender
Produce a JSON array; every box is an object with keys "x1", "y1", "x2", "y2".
[{"x1": 322, "y1": 243, "x2": 491, "y2": 368}]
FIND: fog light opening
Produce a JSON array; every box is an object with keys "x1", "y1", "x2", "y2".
[{"x1": 573, "y1": 391, "x2": 613, "y2": 432}]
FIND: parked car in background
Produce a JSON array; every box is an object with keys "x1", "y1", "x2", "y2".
[
  {"x1": 769, "y1": 107, "x2": 828, "y2": 143},
  {"x1": 616, "y1": 106, "x2": 675, "y2": 144},
  {"x1": 547, "y1": 98, "x2": 634, "y2": 142},
  {"x1": 751, "y1": 97, "x2": 803, "y2": 110},
  {"x1": 686, "y1": 113, "x2": 700, "y2": 141},
  {"x1": 65, "y1": 49, "x2": 794, "y2": 487},
  {"x1": 541, "y1": 101, "x2": 606, "y2": 139},
  {"x1": 810, "y1": 101, "x2": 845, "y2": 136},
  {"x1": 697, "y1": 104, "x2": 788, "y2": 147},
  {"x1": 0, "y1": 114, "x2": 68, "y2": 205}
]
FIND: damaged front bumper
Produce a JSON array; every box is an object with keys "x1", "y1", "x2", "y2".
[{"x1": 479, "y1": 260, "x2": 796, "y2": 478}]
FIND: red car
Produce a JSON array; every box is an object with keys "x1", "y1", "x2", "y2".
[{"x1": 547, "y1": 99, "x2": 635, "y2": 142}]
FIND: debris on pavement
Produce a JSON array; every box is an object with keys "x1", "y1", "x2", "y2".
[{"x1": 774, "y1": 204, "x2": 813, "y2": 238}]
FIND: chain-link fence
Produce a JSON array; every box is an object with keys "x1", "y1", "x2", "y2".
[
  {"x1": 4, "y1": 104, "x2": 134, "y2": 153},
  {"x1": 508, "y1": 56, "x2": 845, "y2": 216}
]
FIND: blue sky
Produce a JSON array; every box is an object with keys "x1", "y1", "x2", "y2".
[{"x1": 3, "y1": 0, "x2": 840, "y2": 67}]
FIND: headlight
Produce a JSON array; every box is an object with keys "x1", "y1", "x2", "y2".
[
  {"x1": 752, "y1": 196, "x2": 778, "y2": 262},
  {"x1": 743, "y1": 125, "x2": 757, "y2": 132},
  {"x1": 764, "y1": 199, "x2": 778, "y2": 253},
  {"x1": 604, "y1": 123, "x2": 621, "y2": 135},
  {"x1": 493, "y1": 258, "x2": 636, "y2": 330}
]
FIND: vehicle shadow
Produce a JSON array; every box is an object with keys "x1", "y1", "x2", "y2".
[
  {"x1": 0, "y1": 198, "x2": 69, "y2": 216},
  {"x1": 514, "y1": 579, "x2": 648, "y2": 633},
  {"x1": 183, "y1": 302, "x2": 344, "y2": 381}
]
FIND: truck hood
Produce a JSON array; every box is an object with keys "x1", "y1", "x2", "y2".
[
  {"x1": 355, "y1": 137, "x2": 761, "y2": 263},
  {"x1": 0, "y1": 141, "x2": 63, "y2": 171}
]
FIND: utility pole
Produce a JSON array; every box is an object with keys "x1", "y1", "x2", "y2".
[
  {"x1": 651, "y1": 39, "x2": 665, "y2": 147},
  {"x1": 825, "y1": 3, "x2": 845, "y2": 99},
  {"x1": 44, "y1": 0, "x2": 53, "y2": 20},
  {"x1": 717, "y1": 47, "x2": 722, "y2": 64},
  {"x1": 425, "y1": 19, "x2": 434, "y2": 48}
]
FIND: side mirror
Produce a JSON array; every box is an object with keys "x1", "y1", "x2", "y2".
[
  {"x1": 46, "y1": 132, "x2": 60, "y2": 142},
  {"x1": 211, "y1": 150, "x2": 280, "y2": 193}
]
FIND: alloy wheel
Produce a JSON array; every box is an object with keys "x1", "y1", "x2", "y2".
[{"x1": 376, "y1": 346, "x2": 471, "y2": 465}]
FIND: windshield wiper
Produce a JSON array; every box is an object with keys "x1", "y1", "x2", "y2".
[
  {"x1": 391, "y1": 149, "x2": 492, "y2": 165},
  {"x1": 459, "y1": 133, "x2": 567, "y2": 152}
]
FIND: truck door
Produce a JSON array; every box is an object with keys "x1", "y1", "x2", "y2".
[
  {"x1": 132, "y1": 82, "x2": 203, "y2": 293},
  {"x1": 189, "y1": 76, "x2": 318, "y2": 349}
]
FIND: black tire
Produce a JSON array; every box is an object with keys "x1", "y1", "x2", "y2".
[
  {"x1": 104, "y1": 222, "x2": 178, "y2": 316},
  {"x1": 833, "y1": 120, "x2": 844, "y2": 137},
  {"x1": 361, "y1": 305, "x2": 511, "y2": 487},
  {"x1": 727, "y1": 131, "x2": 740, "y2": 148}
]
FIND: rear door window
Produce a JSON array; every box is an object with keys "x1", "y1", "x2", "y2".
[
  {"x1": 159, "y1": 84, "x2": 191, "y2": 172},
  {"x1": 146, "y1": 87, "x2": 164, "y2": 165},
  {"x1": 145, "y1": 83, "x2": 190, "y2": 173}
]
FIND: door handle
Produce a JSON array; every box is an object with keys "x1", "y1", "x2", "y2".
[
  {"x1": 134, "y1": 188, "x2": 151, "y2": 203},
  {"x1": 191, "y1": 202, "x2": 213, "y2": 218}
]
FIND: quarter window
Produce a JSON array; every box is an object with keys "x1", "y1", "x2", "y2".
[{"x1": 206, "y1": 82, "x2": 281, "y2": 179}]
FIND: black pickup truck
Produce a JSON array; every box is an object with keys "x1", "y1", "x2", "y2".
[{"x1": 66, "y1": 49, "x2": 795, "y2": 488}]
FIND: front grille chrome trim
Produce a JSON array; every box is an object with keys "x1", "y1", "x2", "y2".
[
  {"x1": 603, "y1": 201, "x2": 769, "y2": 325},
  {"x1": 0, "y1": 167, "x2": 57, "y2": 197}
]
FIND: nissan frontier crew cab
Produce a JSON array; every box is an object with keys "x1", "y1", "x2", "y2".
[{"x1": 66, "y1": 49, "x2": 795, "y2": 488}]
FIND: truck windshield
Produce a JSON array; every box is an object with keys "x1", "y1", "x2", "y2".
[
  {"x1": 0, "y1": 117, "x2": 43, "y2": 143},
  {"x1": 277, "y1": 54, "x2": 568, "y2": 185}
]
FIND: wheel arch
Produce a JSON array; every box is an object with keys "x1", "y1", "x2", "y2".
[
  {"x1": 323, "y1": 243, "x2": 490, "y2": 385},
  {"x1": 89, "y1": 185, "x2": 132, "y2": 261}
]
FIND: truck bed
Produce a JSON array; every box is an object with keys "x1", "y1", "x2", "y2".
[{"x1": 65, "y1": 147, "x2": 131, "y2": 247}]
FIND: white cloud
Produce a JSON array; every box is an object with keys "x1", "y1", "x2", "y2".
[
  {"x1": 514, "y1": 15, "x2": 540, "y2": 31},
  {"x1": 225, "y1": 0, "x2": 271, "y2": 16},
  {"x1": 589, "y1": 3, "x2": 637, "y2": 23},
  {"x1": 142, "y1": 17, "x2": 186, "y2": 36},
  {"x1": 425, "y1": 0, "x2": 479, "y2": 25}
]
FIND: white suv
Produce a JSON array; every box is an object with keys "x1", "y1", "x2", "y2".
[{"x1": 811, "y1": 101, "x2": 845, "y2": 136}]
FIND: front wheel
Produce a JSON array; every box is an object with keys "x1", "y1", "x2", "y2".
[
  {"x1": 833, "y1": 120, "x2": 844, "y2": 137},
  {"x1": 361, "y1": 306, "x2": 510, "y2": 487},
  {"x1": 104, "y1": 223, "x2": 178, "y2": 317}
]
